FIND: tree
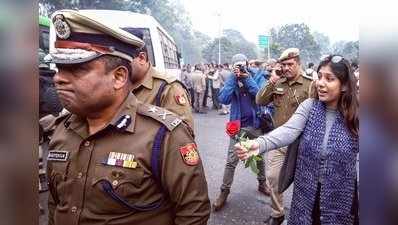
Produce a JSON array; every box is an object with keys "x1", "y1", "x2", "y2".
[
  {"x1": 331, "y1": 40, "x2": 359, "y2": 62},
  {"x1": 270, "y1": 23, "x2": 321, "y2": 65},
  {"x1": 39, "y1": 0, "x2": 206, "y2": 64},
  {"x1": 312, "y1": 31, "x2": 331, "y2": 55},
  {"x1": 201, "y1": 29, "x2": 258, "y2": 64}
]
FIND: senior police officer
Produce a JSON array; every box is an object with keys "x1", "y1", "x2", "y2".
[
  {"x1": 46, "y1": 10, "x2": 210, "y2": 225},
  {"x1": 256, "y1": 48, "x2": 312, "y2": 225}
]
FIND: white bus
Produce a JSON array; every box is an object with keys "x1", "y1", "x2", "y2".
[{"x1": 49, "y1": 10, "x2": 182, "y2": 78}]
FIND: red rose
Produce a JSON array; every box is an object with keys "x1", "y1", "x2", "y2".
[{"x1": 226, "y1": 120, "x2": 241, "y2": 137}]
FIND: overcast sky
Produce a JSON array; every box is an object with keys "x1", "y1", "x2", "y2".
[{"x1": 181, "y1": 0, "x2": 359, "y2": 44}]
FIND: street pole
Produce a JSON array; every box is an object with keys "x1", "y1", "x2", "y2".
[{"x1": 217, "y1": 12, "x2": 221, "y2": 65}]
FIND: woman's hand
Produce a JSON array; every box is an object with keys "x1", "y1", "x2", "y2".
[{"x1": 234, "y1": 140, "x2": 260, "y2": 160}]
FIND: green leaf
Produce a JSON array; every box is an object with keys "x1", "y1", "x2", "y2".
[
  {"x1": 244, "y1": 159, "x2": 250, "y2": 168},
  {"x1": 249, "y1": 158, "x2": 259, "y2": 174}
]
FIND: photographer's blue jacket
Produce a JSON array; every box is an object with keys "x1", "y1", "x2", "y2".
[{"x1": 218, "y1": 71, "x2": 265, "y2": 128}]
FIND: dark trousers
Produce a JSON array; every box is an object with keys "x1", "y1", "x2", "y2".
[
  {"x1": 211, "y1": 87, "x2": 220, "y2": 109},
  {"x1": 189, "y1": 88, "x2": 195, "y2": 107},
  {"x1": 202, "y1": 79, "x2": 212, "y2": 107}
]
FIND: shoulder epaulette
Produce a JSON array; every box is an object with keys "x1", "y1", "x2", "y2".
[
  {"x1": 152, "y1": 71, "x2": 178, "y2": 84},
  {"x1": 136, "y1": 102, "x2": 182, "y2": 131},
  {"x1": 39, "y1": 110, "x2": 71, "y2": 131}
]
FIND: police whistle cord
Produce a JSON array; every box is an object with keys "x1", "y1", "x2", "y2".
[{"x1": 100, "y1": 179, "x2": 164, "y2": 212}]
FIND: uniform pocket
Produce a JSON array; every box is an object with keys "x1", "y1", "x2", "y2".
[
  {"x1": 92, "y1": 164, "x2": 144, "y2": 195},
  {"x1": 48, "y1": 157, "x2": 71, "y2": 205},
  {"x1": 273, "y1": 91, "x2": 286, "y2": 107}
]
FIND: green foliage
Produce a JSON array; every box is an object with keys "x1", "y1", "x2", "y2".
[
  {"x1": 332, "y1": 40, "x2": 359, "y2": 62},
  {"x1": 202, "y1": 29, "x2": 258, "y2": 64},
  {"x1": 270, "y1": 23, "x2": 321, "y2": 65},
  {"x1": 39, "y1": 0, "x2": 204, "y2": 64}
]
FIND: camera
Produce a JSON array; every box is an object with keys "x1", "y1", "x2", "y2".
[
  {"x1": 236, "y1": 64, "x2": 248, "y2": 74},
  {"x1": 275, "y1": 69, "x2": 283, "y2": 76}
]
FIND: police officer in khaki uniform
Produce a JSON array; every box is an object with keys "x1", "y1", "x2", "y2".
[
  {"x1": 73, "y1": 13, "x2": 193, "y2": 130},
  {"x1": 46, "y1": 10, "x2": 210, "y2": 225},
  {"x1": 122, "y1": 29, "x2": 194, "y2": 130},
  {"x1": 256, "y1": 48, "x2": 312, "y2": 225}
]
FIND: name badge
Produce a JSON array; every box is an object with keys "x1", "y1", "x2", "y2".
[{"x1": 48, "y1": 150, "x2": 69, "y2": 162}]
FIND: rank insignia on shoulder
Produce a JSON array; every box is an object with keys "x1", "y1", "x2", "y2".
[
  {"x1": 171, "y1": 118, "x2": 182, "y2": 127},
  {"x1": 175, "y1": 93, "x2": 187, "y2": 105},
  {"x1": 48, "y1": 150, "x2": 69, "y2": 162},
  {"x1": 102, "y1": 152, "x2": 137, "y2": 169},
  {"x1": 179, "y1": 143, "x2": 199, "y2": 166}
]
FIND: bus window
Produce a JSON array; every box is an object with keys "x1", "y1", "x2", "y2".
[
  {"x1": 158, "y1": 28, "x2": 179, "y2": 69},
  {"x1": 122, "y1": 27, "x2": 156, "y2": 66},
  {"x1": 39, "y1": 26, "x2": 49, "y2": 53}
]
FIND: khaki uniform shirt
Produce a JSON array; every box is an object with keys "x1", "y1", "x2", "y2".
[
  {"x1": 256, "y1": 72, "x2": 312, "y2": 127},
  {"x1": 190, "y1": 70, "x2": 206, "y2": 93},
  {"x1": 133, "y1": 66, "x2": 194, "y2": 130},
  {"x1": 47, "y1": 93, "x2": 210, "y2": 225}
]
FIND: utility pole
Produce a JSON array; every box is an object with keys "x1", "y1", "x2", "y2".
[{"x1": 217, "y1": 12, "x2": 222, "y2": 64}]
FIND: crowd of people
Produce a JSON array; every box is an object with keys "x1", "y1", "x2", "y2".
[
  {"x1": 179, "y1": 49, "x2": 360, "y2": 225},
  {"x1": 39, "y1": 9, "x2": 360, "y2": 225}
]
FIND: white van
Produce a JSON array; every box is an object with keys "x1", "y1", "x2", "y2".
[{"x1": 49, "y1": 10, "x2": 182, "y2": 78}]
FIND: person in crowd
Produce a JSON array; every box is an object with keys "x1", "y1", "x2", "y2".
[
  {"x1": 46, "y1": 10, "x2": 210, "y2": 225},
  {"x1": 249, "y1": 59, "x2": 270, "y2": 87},
  {"x1": 191, "y1": 64, "x2": 207, "y2": 113},
  {"x1": 181, "y1": 64, "x2": 195, "y2": 108},
  {"x1": 203, "y1": 63, "x2": 214, "y2": 109},
  {"x1": 235, "y1": 54, "x2": 359, "y2": 225},
  {"x1": 212, "y1": 53, "x2": 270, "y2": 212},
  {"x1": 207, "y1": 64, "x2": 222, "y2": 110},
  {"x1": 306, "y1": 62, "x2": 318, "y2": 81},
  {"x1": 219, "y1": 63, "x2": 232, "y2": 115},
  {"x1": 265, "y1": 58, "x2": 277, "y2": 73},
  {"x1": 255, "y1": 48, "x2": 313, "y2": 225}
]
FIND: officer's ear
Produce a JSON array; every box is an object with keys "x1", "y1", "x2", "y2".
[
  {"x1": 112, "y1": 66, "x2": 129, "y2": 90},
  {"x1": 135, "y1": 52, "x2": 148, "y2": 65}
]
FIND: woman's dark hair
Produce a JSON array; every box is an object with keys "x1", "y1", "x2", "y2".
[{"x1": 316, "y1": 55, "x2": 359, "y2": 137}]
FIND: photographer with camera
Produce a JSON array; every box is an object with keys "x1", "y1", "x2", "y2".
[
  {"x1": 212, "y1": 54, "x2": 271, "y2": 211},
  {"x1": 255, "y1": 48, "x2": 313, "y2": 225}
]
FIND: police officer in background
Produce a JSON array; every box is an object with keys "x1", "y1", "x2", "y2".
[
  {"x1": 46, "y1": 10, "x2": 210, "y2": 225},
  {"x1": 256, "y1": 48, "x2": 312, "y2": 225},
  {"x1": 120, "y1": 28, "x2": 194, "y2": 130}
]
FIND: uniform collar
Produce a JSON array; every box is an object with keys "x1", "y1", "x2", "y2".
[
  {"x1": 108, "y1": 92, "x2": 138, "y2": 133},
  {"x1": 287, "y1": 72, "x2": 305, "y2": 86},
  {"x1": 67, "y1": 92, "x2": 138, "y2": 138},
  {"x1": 135, "y1": 65, "x2": 155, "y2": 90}
]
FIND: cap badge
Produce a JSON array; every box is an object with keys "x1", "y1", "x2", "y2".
[{"x1": 53, "y1": 14, "x2": 71, "y2": 39}]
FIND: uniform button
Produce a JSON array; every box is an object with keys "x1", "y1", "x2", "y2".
[
  {"x1": 320, "y1": 216, "x2": 324, "y2": 220},
  {"x1": 112, "y1": 180, "x2": 119, "y2": 186},
  {"x1": 71, "y1": 206, "x2": 77, "y2": 213},
  {"x1": 77, "y1": 172, "x2": 83, "y2": 179},
  {"x1": 84, "y1": 141, "x2": 90, "y2": 147}
]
